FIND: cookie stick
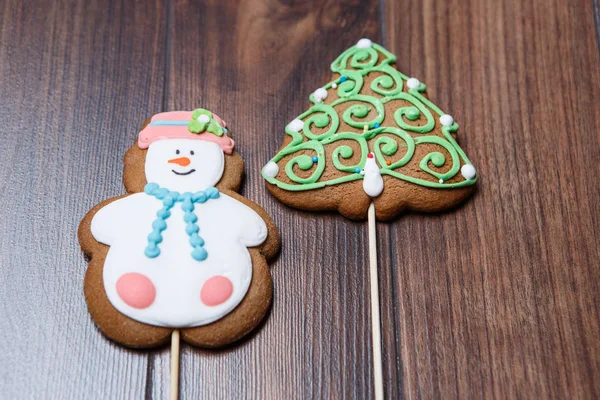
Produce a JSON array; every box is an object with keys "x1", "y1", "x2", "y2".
[
  {"x1": 170, "y1": 330, "x2": 180, "y2": 400},
  {"x1": 368, "y1": 203, "x2": 384, "y2": 399},
  {"x1": 78, "y1": 109, "x2": 280, "y2": 397},
  {"x1": 362, "y1": 125, "x2": 385, "y2": 399},
  {"x1": 262, "y1": 39, "x2": 477, "y2": 398}
]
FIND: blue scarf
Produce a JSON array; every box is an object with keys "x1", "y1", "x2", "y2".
[{"x1": 143, "y1": 182, "x2": 220, "y2": 261}]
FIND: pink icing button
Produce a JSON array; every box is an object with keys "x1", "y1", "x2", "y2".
[
  {"x1": 200, "y1": 276, "x2": 233, "y2": 307},
  {"x1": 116, "y1": 273, "x2": 156, "y2": 309}
]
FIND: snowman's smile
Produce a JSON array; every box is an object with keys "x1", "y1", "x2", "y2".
[{"x1": 172, "y1": 169, "x2": 196, "y2": 176}]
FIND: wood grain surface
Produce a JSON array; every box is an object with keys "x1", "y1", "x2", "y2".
[{"x1": 0, "y1": 0, "x2": 598, "y2": 399}]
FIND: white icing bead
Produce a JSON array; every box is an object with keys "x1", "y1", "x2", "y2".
[
  {"x1": 288, "y1": 119, "x2": 304, "y2": 132},
  {"x1": 196, "y1": 114, "x2": 210, "y2": 123},
  {"x1": 332, "y1": 83, "x2": 337, "y2": 89},
  {"x1": 461, "y1": 164, "x2": 476, "y2": 180},
  {"x1": 356, "y1": 38, "x2": 373, "y2": 49},
  {"x1": 313, "y1": 87, "x2": 328, "y2": 101},
  {"x1": 407, "y1": 78, "x2": 421, "y2": 89},
  {"x1": 263, "y1": 161, "x2": 279, "y2": 178},
  {"x1": 439, "y1": 179, "x2": 444, "y2": 184},
  {"x1": 440, "y1": 114, "x2": 454, "y2": 126}
]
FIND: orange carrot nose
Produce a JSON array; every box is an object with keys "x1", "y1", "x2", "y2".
[{"x1": 168, "y1": 157, "x2": 191, "y2": 167}]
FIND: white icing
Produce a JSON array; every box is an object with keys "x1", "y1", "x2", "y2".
[
  {"x1": 461, "y1": 164, "x2": 476, "y2": 180},
  {"x1": 332, "y1": 83, "x2": 337, "y2": 89},
  {"x1": 196, "y1": 114, "x2": 210, "y2": 123},
  {"x1": 362, "y1": 154, "x2": 383, "y2": 197},
  {"x1": 439, "y1": 179, "x2": 444, "y2": 184},
  {"x1": 288, "y1": 119, "x2": 304, "y2": 132},
  {"x1": 91, "y1": 138, "x2": 268, "y2": 328},
  {"x1": 356, "y1": 38, "x2": 373, "y2": 49},
  {"x1": 145, "y1": 139, "x2": 224, "y2": 193},
  {"x1": 263, "y1": 161, "x2": 279, "y2": 178},
  {"x1": 407, "y1": 78, "x2": 421, "y2": 89},
  {"x1": 313, "y1": 88, "x2": 328, "y2": 102},
  {"x1": 440, "y1": 114, "x2": 454, "y2": 127}
]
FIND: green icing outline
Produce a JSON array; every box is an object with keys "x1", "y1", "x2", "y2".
[{"x1": 263, "y1": 42, "x2": 477, "y2": 191}]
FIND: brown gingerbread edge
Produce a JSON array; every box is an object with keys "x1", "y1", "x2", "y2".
[
  {"x1": 78, "y1": 145, "x2": 280, "y2": 349},
  {"x1": 265, "y1": 162, "x2": 475, "y2": 221}
]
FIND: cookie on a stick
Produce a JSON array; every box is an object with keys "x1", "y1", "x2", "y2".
[
  {"x1": 262, "y1": 39, "x2": 477, "y2": 398},
  {"x1": 79, "y1": 109, "x2": 279, "y2": 399}
]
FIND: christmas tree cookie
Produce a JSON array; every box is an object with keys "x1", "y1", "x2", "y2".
[
  {"x1": 79, "y1": 109, "x2": 279, "y2": 348},
  {"x1": 262, "y1": 39, "x2": 477, "y2": 220}
]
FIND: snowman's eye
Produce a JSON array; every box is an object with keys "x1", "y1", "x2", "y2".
[
  {"x1": 176, "y1": 149, "x2": 180, "y2": 155},
  {"x1": 190, "y1": 151, "x2": 195, "y2": 156}
]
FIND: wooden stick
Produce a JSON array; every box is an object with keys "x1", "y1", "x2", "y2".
[
  {"x1": 368, "y1": 202, "x2": 384, "y2": 400},
  {"x1": 170, "y1": 329, "x2": 180, "y2": 400}
]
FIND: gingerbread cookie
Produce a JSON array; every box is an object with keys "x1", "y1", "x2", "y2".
[
  {"x1": 79, "y1": 109, "x2": 280, "y2": 348},
  {"x1": 262, "y1": 39, "x2": 477, "y2": 220}
]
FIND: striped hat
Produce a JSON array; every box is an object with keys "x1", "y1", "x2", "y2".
[{"x1": 138, "y1": 110, "x2": 235, "y2": 154}]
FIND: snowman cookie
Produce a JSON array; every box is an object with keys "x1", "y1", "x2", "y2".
[{"x1": 79, "y1": 109, "x2": 279, "y2": 348}]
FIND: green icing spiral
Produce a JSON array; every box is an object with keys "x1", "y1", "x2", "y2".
[{"x1": 263, "y1": 42, "x2": 477, "y2": 191}]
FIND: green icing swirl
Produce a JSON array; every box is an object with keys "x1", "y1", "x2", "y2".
[{"x1": 263, "y1": 42, "x2": 477, "y2": 191}]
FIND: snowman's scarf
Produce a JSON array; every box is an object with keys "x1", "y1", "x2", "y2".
[{"x1": 143, "y1": 182, "x2": 220, "y2": 261}]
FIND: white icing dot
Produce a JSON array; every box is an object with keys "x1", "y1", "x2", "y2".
[
  {"x1": 196, "y1": 114, "x2": 210, "y2": 123},
  {"x1": 439, "y1": 179, "x2": 444, "y2": 184},
  {"x1": 360, "y1": 170, "x2": 365, "y2": 176},
  {"x1": 407, "y1": 78, "x2": 421, "y2": 89},
  {"x1": 440, "y1": 114, "x2": 454, "y2": 126},
  {"x1": 461, "y1": 164, "x2": 477, "y2": 180},
  {"x1": 356, "y1": 38, "x2": 373, "y2": 49},
  {"x1": 332, "y1": 83, "x2": 337, "y2": 89},
  {"x1": 288, "y1": 119, "x2": 304, "y2": 132},
  {"x1": 263, "y1": 161, "x2": 279, "y2": 178},
  {"x1": 313, "y1": 87, "x2": 328, "y2": 101}
]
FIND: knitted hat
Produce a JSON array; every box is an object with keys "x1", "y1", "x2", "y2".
[{"x1": 138, "y1": 109, "x2": 235, "y2": 154}]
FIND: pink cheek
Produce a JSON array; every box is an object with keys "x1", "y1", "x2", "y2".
[
  {"x1": 116, "y1": 273, "x2": 156, "y2": 309},
  {"x1": 200, "y1": 276, "x2": 233, "y2": 307}
]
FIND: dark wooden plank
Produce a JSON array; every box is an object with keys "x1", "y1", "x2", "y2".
[
  {"x1": 380, "y1": 0, "x2": 600, "y2": 398},
  {"x1": 156, "y1": 0, "x2": 383, "y2": 398},
  {"x1": 2, "y1": 0, "x2": 599, "y2": 398},
  {"x1": 595, "y1": 0, "x2": 600, "y2": 56},
  {"x1": 0, "y1": 0, "x2": 167, "y2": 398}
]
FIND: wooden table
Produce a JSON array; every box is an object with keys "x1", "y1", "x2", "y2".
[{"x1": 1, "y1": 0, "x2": 599, "y2": 398}]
